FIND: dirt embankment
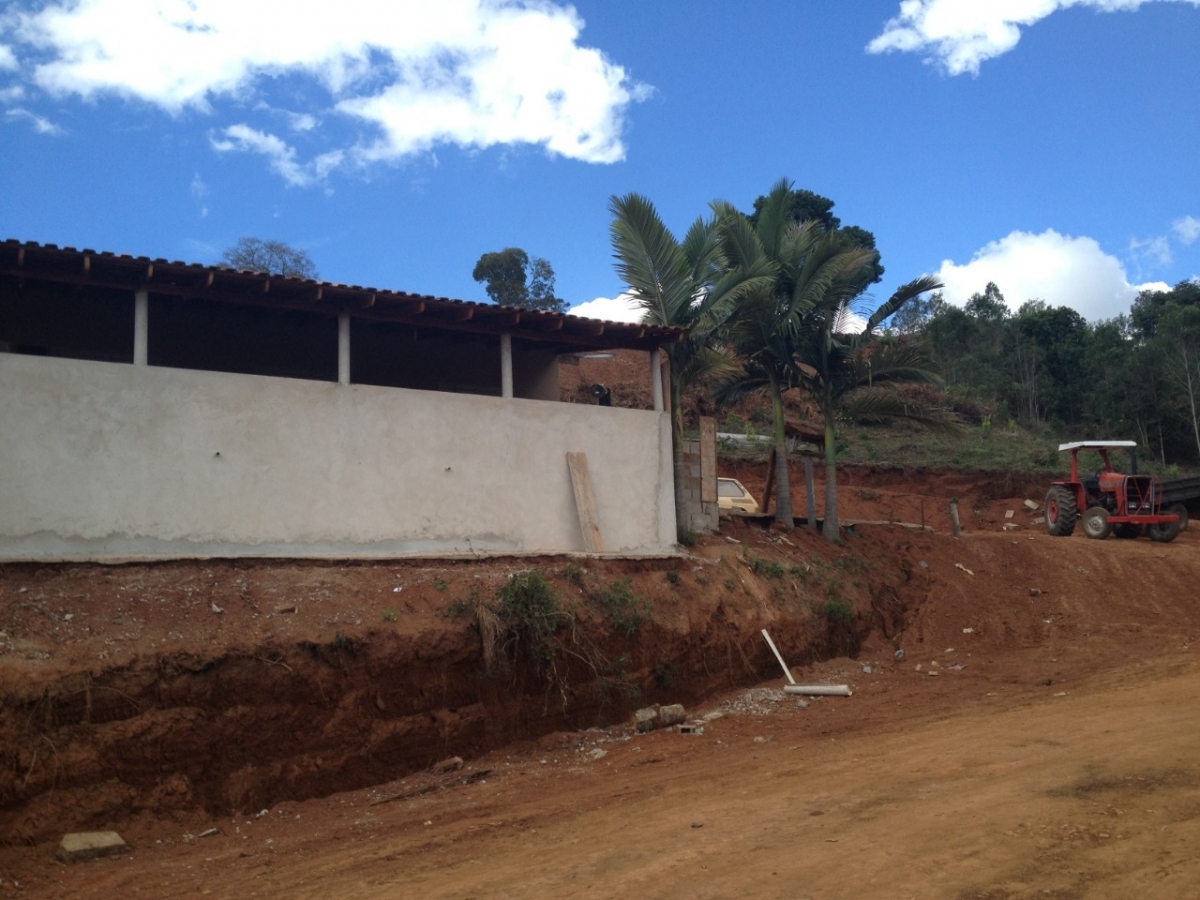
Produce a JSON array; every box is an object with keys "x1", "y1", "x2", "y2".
[
  {"x1": 0, "y1": 521, "x2": 915, "y2": 845},
  {"x1": 6, "y1": 461, "x2": 1200, "y2": 898}
]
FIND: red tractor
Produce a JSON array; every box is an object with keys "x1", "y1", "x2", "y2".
[{"x1": 1044, "y1": 441, "x2": 1181, "y2": 542}]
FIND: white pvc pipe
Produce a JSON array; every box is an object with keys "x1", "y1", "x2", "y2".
[
  {"x1": 784, "y1": 685, "x2": 852, "y2": 697},
  {"x1": 761, "y1": 628, "x2": 796, "y2": 684}
]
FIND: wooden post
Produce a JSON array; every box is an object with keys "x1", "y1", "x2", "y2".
[
  {"x1": 948, "y1": 498, "x2": 962, "y2": 538},
  {"x1": 803, "y1": 454, "x2": 818, "y2": 532},
  {"x1": 699, "y1": 417, "x2": 716, "y2": 504},
  {"x1": 760, "y1": 447, "x2": 776, "y2": 515}
]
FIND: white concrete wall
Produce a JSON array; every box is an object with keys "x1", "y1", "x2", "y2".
[{"x1": 0, "y1": 354, "x2": 676, "y2": 561}]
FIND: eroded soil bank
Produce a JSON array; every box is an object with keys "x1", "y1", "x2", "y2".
[{"x1": 0, "y1": 518, "x2": 914, "y2": 844}]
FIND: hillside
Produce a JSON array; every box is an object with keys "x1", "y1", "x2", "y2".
[{"x1": 2, "y1": 466, "x2": 1200, "y2": 898}]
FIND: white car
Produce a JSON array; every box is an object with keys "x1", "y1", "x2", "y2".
[{"x1": 717, "y1": 477, "x2": 760, "y2": 514}]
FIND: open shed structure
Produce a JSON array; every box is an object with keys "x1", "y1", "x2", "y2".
[{"x1": 0, "y1": 240, "x2": 682, "y2": 560}]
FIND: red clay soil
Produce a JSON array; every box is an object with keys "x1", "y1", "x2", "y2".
[{"x1": 3, "y1": 467, "x2": 1200, "y2": 899}]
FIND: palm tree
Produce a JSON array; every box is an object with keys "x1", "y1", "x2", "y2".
[
  {"x1": 792, "y1": 275, "x2": 957, "y2": 540},
  {"x1": 712, "y1": 180, "x2": 876, "y2": 527},
  {"x1": 608, "y1": 194, "x2": 773, "y2": 534}
]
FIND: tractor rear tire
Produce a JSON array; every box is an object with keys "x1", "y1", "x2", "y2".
[
  {"x1": 1082, "y1": 506, "x2": 1111, "y2": 540},
  {"x1": 1149, "y1": 518, "x2": 1182, "y2": 543},
  {"x1": 1168, "y1": 502, "x2": 1189, "y2": 532},
  {"x1": 1045, "y1": 487, "x2": 1076, "y2": 537}
]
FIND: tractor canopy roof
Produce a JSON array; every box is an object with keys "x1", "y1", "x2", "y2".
[{"x1": 1058, "y1": 441, "x2": 1137, "y2": 452}]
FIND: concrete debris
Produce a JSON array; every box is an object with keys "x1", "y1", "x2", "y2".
[
  {"x1": 918, "y1": 560, "x2": 929, "y2": 569},
  {"x1": 1030, "y1": 517, "x2": 1046, "y2": 525},
  {"x1": 928, "y1": 670, "x2": 940, "y2": 677},
  {"x1": 1024, "y1": 499, "x2": 1039, "y2": 510},
  {"x1": 1002, "y1": 523, "x2": 1018, "y2": 531},
  {"x1": 210, "y1": 602, "x2": 223, "y2": 614},
  {"x1": 632, "y1": 706, "x2": 660, "y2": 733},
  {"x1": 590, "y1": 748, "x2": 608, "y2": 759},
  {"x1": 1004, "y1": 510, "x2": 1014, "y2": 519},
  {"x1": 198, "y1": 828, "x2": 219, "y2": 838},
  {"x1": 57, "y1": 831, "x2": 128, "y2": 864},
  {"x1": 862, "y1": 665, "x2": 872, "y2": 674},
  {"x1": 678, "y1": 724, "x2": 704, "y2": 735},
  {"x1": 658, "y1": 704, "x2": 686, "y2": 728},
  {"x1": 962, "y1": 627, "x2": 975, "y2": 634}
]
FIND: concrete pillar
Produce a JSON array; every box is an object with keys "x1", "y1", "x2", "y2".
[
  {"x1": 500, "y1": 333, "x2": 513, "y2": 399},
  {"x1": 651, "y1": 347, "x2": 664, "y2": 412},
  {"x1": 133, "y1": 289, "x2": 148, "y2": 366},
  {"x1": 338, "y1": 313, "x2": 351, "y2": 386}
]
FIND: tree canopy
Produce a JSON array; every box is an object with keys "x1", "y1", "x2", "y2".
[
  {"x1": 747, "y1": 186, "x2": 884, "y2": 287},
  {"x1": 472, "y1": 248, "x2": 567, "y2": 313},
  {"x1": 221, "y1": 238, "x2": 318, "y2": 279}
]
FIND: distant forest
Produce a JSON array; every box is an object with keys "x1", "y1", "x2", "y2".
[{"x1": 889, "y1": 278, "x2": 1200, "y2": 465}]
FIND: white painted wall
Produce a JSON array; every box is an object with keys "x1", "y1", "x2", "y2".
[{"x1": 0, "y1": 354, "x2": 676, "y2": 560}]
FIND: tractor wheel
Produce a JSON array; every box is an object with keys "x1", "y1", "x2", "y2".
[
  {"x1": 1149, "y1": 518, "x2": 1182, "y2": 543},
  {"x1": 1082, "y1": 506, "x2": 1111, "y2": 540},
  {"x1": 1045, "y1": 487, "x2": 1076, "y2": 537},
  {"x1": 1113, "y1": 523, "x2": 1143, "y2": 539},
  {"x1": 1168, "y1": 503, "x2": 1189, "y2": 532}
]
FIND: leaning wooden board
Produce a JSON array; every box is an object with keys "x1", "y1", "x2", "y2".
[{"x1": 566, "y1": 452, "x2": 604, "y2": 553}]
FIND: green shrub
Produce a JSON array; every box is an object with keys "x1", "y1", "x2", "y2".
[
  {"x1": 665, "y1": 569, "x2": 681, "y2": 585},
  {"x1": 677, "y1": 526, "x2": 697, "y2": 547},
  {"x1": 594, "y1": 579, "x2": 652, "y2": 636},
  {"x1": 382, "y1": 608, "x2": 397, "y2": 622},
  {"x1": 820, "y1": 599, "x2": 855, "y2": 624},
  {"x1": 749, "y1": 556, "x2": 785, "y2": 579}
]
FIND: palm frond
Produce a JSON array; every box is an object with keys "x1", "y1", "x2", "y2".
[
  {"x1": 865, "y1": 275, "x2": 943, "y2": 335},
  {"x1": 841, "y1": 387, "x2": 965, "y2": 434}
]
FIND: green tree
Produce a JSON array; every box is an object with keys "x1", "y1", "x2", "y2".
[
  {"x1": 747, "y1": 186, "x2": 884, "y2": 287},
  {"x1": 472, "y1": 248, "x2": 567, "y2": 312},
  {"x1": 713, "y1": 180, "x2": 876, "y2": 526},
  {"x1": 608, "y1": 193, "x2": 774, "y2": 534},
  {"x1": 221, "y1": 237, "x2": 318, "y2": 279},
  {"x1": 792, "y1": 276, "x2": 955, "y2": 540}
]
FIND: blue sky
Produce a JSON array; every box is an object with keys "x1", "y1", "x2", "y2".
[{"x1": 1, "y1": 0, "x2": 1197, "y2": 324}]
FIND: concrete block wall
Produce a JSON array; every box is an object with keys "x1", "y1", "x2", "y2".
[{"x1": 680, "y1": 438, "x2": 719, "y2": 533}]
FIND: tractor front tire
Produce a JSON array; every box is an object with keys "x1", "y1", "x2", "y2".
[
  {"x1": 1082, "y1": 506, "x2": 1111, "y2": 540},
  {"x1": 1149, "y1": 518, "x2": 1182, "y2": 543},
  {"x1": 1045, "y1": 487, "x2": 1077, "y2": 537}
]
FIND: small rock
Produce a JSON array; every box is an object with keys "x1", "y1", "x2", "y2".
[
  {"x1": 679, "y1": 724, "x2": 704, "y2": 734},
  {"x1": 928, "y1": 670, "x2": 940, "y2": 677},
  {"x1": 691, "y1": 822, "x2": 704, "y2": 829},
  {"x1": 57, "y1": 832, "x2": 128, "y2": 864},
  {"x1": 894, "y1": 649, "x2": 905, "y2": 661},
  {"x1": 862, "y1": 665, "x2": 872, "y2": 674},
  {"x1": 274, "y1": 604, "x2": 297, "y2": 615},
  {"x1": 589, "y1": 748, "x2": 608, "y2": 760},
  {"x1": 433, "y1": 756, "x2": 464, "y2": 774},
  {"x1": 198, "y1": 828, "x2": 219, "y2": 838},
  {"x1": 1029, "y1": 588, "x2": 1042, "y2": 597},
  {"x1": 917, "y1": 561, "x2": 929, "y2": 569},
  {"x1": 210, "y1": 602, "x2": 223, "y2": 614},
  {"x1": 962, "y1": 627, "x2": 975, "y2": 634},
  {"x1": 794, "y1": 699, "x2": 808, "y2": 709},
  {"x1": 1030, "y1": 517, "x2": 1046, "y2": 525}
]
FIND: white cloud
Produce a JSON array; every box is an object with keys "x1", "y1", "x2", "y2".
[
  {"x1": 570, "y1": 292, "x2": 645, "y2": 324},
  {"x1": 5, "y1": 0, "x2": 646, "y2": 181},
  {"x1": 934, "y1": 229, "x2": 1144, "y2": 320},
  {"x1": 0, "y1": 45, "x2": 17, "y2": 71},
  {"x1": 1128, "y1": 234, "x2": 1172, "y2": 268},
  {"x1": 868, "y1": 0, "x2": 1200, "y2": 75},
  {"x1": 1174, "y1": 215, "x2": 1200, "y2": 245},
  {"x1": 210, "y1": 124, "x2": 343, "y2": 187},
  {"x1": 6, "y1": 106, "x2": 62, "y2": 134}
]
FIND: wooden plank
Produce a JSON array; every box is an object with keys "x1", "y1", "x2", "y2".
[
  {"x1": 699, "y1": 417, "x2": 717, "y2": 504},
  {"x1": 566, "y1": 452, "x2": 604, "y2": 553}
]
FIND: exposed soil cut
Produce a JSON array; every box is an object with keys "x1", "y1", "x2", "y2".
[{"x1": 3, "y1": 467, "x2": 1200, "y2": 899}]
